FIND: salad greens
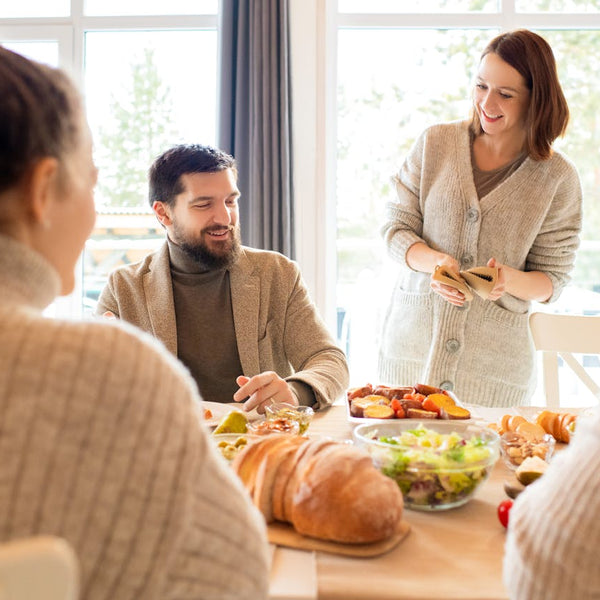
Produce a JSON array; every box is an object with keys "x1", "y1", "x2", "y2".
[{"x1": 369, "y1": 425, "x2": 497, "y2": 510}]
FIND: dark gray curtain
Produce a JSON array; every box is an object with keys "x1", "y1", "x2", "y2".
[{"x1": 218, "y1": 0, "x2": 294, "y2": 258}]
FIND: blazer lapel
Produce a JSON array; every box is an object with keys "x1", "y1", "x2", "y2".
[
  {"x1": 230, "y1": 249, "x2": 261, "y2": 376},
  {"x1": 144, "y1": 242, "x2": 178, "y2": 355}
]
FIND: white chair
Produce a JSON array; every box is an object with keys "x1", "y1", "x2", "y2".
[
  {"x1": 0, "y1": 536, "x2": 78, "y2": 600},
  {"x1": 529, "y1": 312, "x2": 600, "y2": 408}
]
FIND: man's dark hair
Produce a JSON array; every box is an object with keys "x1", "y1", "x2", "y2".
[{"x1": 148, "y1": 144, "x2": 237, "y2": 208}]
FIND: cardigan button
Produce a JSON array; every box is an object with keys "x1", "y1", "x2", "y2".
[
  {"x1": 461, "y1": 254, "x2": 474, "y2": 267},
  {"x1": 445, "y1": 339, "x2": 460, "y2": 353},
  {"x1": 466, "y1": 208, "x2": 479, "y2": 222},
  {"x1": 440, "y1": 380, "x2": 454, "y2": 392}
]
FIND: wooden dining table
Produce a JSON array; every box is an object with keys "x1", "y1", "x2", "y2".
[{"x1": 268, "y1": 402, "x2": 555, "y2": 600}]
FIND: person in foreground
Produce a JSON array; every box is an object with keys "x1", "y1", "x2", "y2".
[
  {"x1": 0, "y1": 46, "x2": 269, "y2": 599},
  {"x1": 378, "y1": 29, "x2": 582, "y2": 406},
  {"x1": 504, "y1": 406, "x2": 600, "y2": 599},
  {"x1": 96, "y1": 144, "x2": 349, "y2": 413}
]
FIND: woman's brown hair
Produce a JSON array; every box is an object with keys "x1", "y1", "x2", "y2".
[
  {"x1": 0, "y1": 46, "x2": 81, "y2": 194},
  {"x1": 470, "y1": 29, "x2": 569, "y2": 161}
]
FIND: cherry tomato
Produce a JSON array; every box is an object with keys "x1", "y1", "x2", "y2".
[
  {"x1": 390, "y1": 399, "x2": 402, "y2": 413},
  {"x1": 497, "y1": 499, "x2": 513, "y2": 528}
]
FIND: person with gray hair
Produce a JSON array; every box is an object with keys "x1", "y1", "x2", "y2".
[{"x1": 0, "y1": 46, "x2": 270, "y2": 600}]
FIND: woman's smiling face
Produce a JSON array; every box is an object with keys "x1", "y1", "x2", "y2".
[{"x1": 473, "y1": 52, "x2": 531, "y2": 140}]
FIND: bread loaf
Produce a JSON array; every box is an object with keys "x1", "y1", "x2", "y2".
[
  {"x1": 291, "y1": 443, "x2": 403, "y2": 544},
  {"x1": 232, "y1": 436, "x2": 403, "y2": 544}
]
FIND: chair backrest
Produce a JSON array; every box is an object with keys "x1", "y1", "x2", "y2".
[
  {"x1": 529, "y1": 312, "x2": 600, "y2": 408},
  {"x1": 0, "y1": 536, "x2": 78, "y2": 600}
]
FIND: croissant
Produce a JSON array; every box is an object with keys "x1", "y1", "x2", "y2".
[
  {"x1": 489, "y1": 414, "x2": 546, "y2": 440},
  {"x1": 536, "y1": 410, "x2": 577, "y2": 444},
  {"x1": 500, "y1": 414, "x2": 527, "y2": 434},
  {"x1": 490, "y1": 412, "x2": 577, "y2": 444}
]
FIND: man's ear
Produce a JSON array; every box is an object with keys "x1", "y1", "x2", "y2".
[
  {"x1": 152, "y1": 200, "x2": 173, "y2": 227},
  {"x1": 27, "y1": 157, "x2": 60, "y2": 227}
]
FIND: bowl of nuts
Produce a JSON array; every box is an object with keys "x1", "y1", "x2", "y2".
[{"x1": 500, "y1": 430, "x2": 556, "y2": 470}]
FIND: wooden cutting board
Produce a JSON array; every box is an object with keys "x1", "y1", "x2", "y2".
[{"x1": 267, "y1": 519, "x2": 410, "y2": 557}]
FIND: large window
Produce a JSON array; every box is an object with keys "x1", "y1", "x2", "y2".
[
  {"x1": 335, "y1": 3, "x2": 600, "y2": 405},
  {"x1": 0, "y1": 3, "x2": 217, "y2": 317},
  {"x1": 3, "y1": 2, "x2": 600, "y2": 406},
  {"x1": 83, "y1": 29, "x2": 217, "y2": 311}
]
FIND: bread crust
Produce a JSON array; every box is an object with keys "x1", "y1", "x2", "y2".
[
  {"x1": 291, "y1": 444, "x2": 404, "y2": 543},
  {"x1": 254, "y1": 436, "x2": 305, "y2": 522},
  {"x1": 232, "y1": 436, "x2": 404, "y2": 544},
  {"x1": 282, "y1": 439, "x2": 338, "y2": 522}
]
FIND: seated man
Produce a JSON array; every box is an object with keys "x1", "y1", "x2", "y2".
[{"x1": 96, "y1": 144, "x2": 349, "y2": 413}]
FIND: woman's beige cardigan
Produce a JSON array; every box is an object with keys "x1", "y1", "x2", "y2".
[{"x1": 379, "y1": 120, "x2": 582, "y2": 406}]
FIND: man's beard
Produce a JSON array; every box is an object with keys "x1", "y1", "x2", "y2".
[{"x1": 173, "y1": 222, "x2": 242, "y2": 270}]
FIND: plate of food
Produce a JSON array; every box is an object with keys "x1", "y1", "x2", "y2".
[
  {"x1": 201, "y1": 402, "x2": 239, "y2": 427},
  {"x1": 346, "y1": 382, "x2": 473, "y2": 424},
  {"x1": 201, "y1": 401, "x2": 262, "y2": 427}
]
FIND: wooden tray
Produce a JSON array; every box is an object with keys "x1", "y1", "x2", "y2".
[{"x1": 267, "y1": 520, "x2": 410, "y2": 557}]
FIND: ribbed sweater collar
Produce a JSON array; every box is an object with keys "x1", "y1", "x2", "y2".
[{"x1": 0, "y1": 234, "x2": 61, "y2": 311}]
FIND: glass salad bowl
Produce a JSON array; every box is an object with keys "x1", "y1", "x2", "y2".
[{"x1": 353, "y1": 420, "x2": 500, "y2": 511}]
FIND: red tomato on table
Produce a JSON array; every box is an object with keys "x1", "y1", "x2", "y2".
[{"x1": 497, "y1": 499, "x2": 513, "y2": 528}]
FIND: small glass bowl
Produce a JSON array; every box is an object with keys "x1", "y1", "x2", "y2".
[
  {"x1": 353, "y1": 421, "x2": 499, "y2": 511},
  {"x1": 500, "y1": 431, "x2": 556, "y2": 470},
  {"x1": 265, "y1": 402, "x2": 314, "y2": 435},
  {"x1": 247, "y1": 416, "x2": 301, "y2": 436}
]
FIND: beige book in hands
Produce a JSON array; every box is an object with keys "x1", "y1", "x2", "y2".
[{"x1": 432, "y1": 265, "x2": 498, "y2": 301}]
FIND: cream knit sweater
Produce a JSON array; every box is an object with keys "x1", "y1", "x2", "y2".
[
  {"x1": 379, "y1": 120, "x2": 582, "y2": 406},
  {"x1": 504, "y1": 406, "x2": 600, "y2": 599},
  {"x1": 0, "y1": 234, "x2": 270, "y2": 599}
]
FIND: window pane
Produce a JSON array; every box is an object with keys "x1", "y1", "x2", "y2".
[
  {"x1": 0, "y1": 41, "x2": 58, "y2": 66},
  {"x1": 83, "y1": 30, "x2": 217, "y2": 314},
  {"x1": 338, "y1": 0, "x2": 498, "y2": 12},
  {"x1": 538, "y1": 29, "x2": 600, "y2": 309},
  {"x1": 336, "y1": 28, "x2": 493, "y2": 380},
  {"x1": 84, "y1": 0, "x2": 217, "y2": 16},
  {"x1": 0, "y1": 0, "x2": 69, "y2": 18},
  {"x1": 516, "y1": 0, "x2": 600, "y2": 12}
]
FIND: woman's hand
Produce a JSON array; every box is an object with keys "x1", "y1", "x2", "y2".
[
  {"x1": 485, "y1": 257, "x2": 553, "y2": 302},
  {"x1": 486, "y1": 257, "x2": 506, "y2": 301},
  {"x1": 429, "y1": 255, "x2": 467, "y2": 307},
  {"x1": 233, "y1": 371, "x2": 297, "y2": 414}
]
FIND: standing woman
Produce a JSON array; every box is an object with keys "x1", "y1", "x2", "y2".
[
  {"x1": 378, "y1": 29, "x2": 582, "y2": 407},
  {"x1": 0, "y1": 47, "x2": 269, "y2": 599}
]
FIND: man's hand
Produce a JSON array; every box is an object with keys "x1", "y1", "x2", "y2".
[{"x1": 233, "y1": 371, "x2": 297, "y2": 414}]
